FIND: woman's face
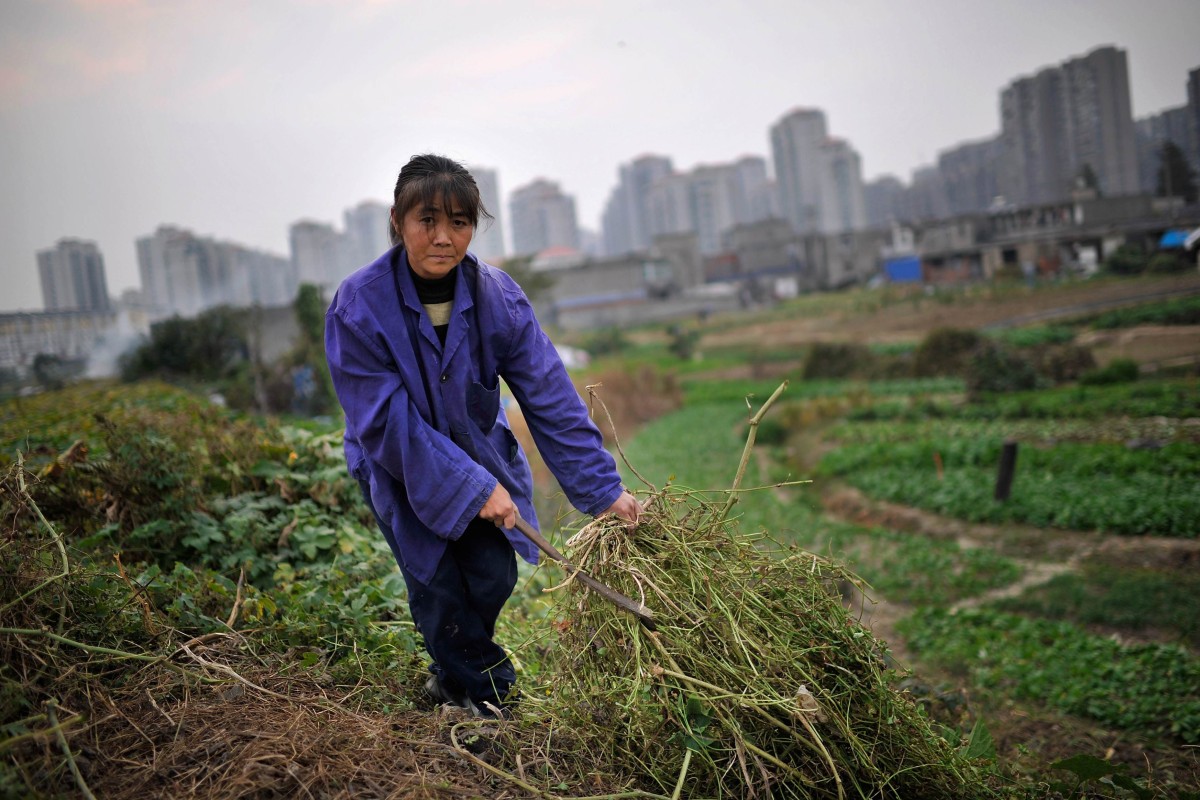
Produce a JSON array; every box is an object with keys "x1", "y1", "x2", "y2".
[{"x1": 395, "y1": 200, "x2": 474, "y2": 280}]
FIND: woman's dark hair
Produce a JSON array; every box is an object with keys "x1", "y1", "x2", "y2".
[{"x1": 389, "y1": 154, "x2": 494, "y2": 246}]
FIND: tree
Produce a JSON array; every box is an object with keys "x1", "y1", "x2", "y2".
[
  {"x1": 289, "y1": 283, "x2": 336, "y2": 414},
  {"x1": 1156, "y1": 141, "x2": 1198, "y2": 204},
  {"x1": 120, "y1": 306, "x2": 248, "y2": 382},
  {"x1": 1075, "y1": 163, "x2": 1100, "y2": 195}
]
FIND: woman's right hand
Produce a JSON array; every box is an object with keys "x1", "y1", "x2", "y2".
[{"x1": 479, "y1": 482, "x2": 518, "y2": 529}]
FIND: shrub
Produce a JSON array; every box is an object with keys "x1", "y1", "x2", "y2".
[
  {"x1": 801, "y1": 342, "x2": 875, "y2": 379},
  {"x1": 965, "y1": 341, "x2": 1041, "y2": 397},
  {"x1": 1080, "y1": 358, "x2": 1140, "y2": 386},
  {"x1": 583, "y1": 327, "x2": 630, "y2": 357},
  {"x1": 1091, "y1": 294, "x2": 1200, "y2": 328},
  {"x1": 912, "y1": 328, "x2": 982, "y2": 377},
  {"x1": 1028, "y1": 343, "x2": 1097, "y2": 384},
  {"x1": 1102, "y1": 244, "x2": 1149, "y2": 275},
  {"x1": 1146, "y1": 252, "x2": 1190, "y2": 274}
]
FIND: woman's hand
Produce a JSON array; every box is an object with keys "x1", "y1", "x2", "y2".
[
  {"x1": 601, "y1": 490, "x2": 642, "y2": 528},
  {"x1": 479, "y1": 482, "x2": 518, "y2": 529}
]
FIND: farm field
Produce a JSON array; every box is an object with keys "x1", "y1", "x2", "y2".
[{"x1": 3, "y1": 273, "x2": 1199, "y2": 798}]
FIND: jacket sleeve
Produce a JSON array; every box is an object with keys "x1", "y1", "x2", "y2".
[
  {"x1": 498, "y1": 290, "x2": 624, "y2": 517},
  {"x1": 325, "y1": 307, "x2": 496, "y2": 540}
]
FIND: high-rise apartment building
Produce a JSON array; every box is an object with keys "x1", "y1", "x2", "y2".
[
  {"x1": 508, "y1": 179, "x2": 579, "y2": 256},
  {"x1": 818, "y1": 140, "x2": 867, "y2": 233},
  {"x1": 770, "y1": 108, "x2": 828, "y2": 235},
  {"x1": 863, "y1": 176, "x2": 908, "y2": 228},
  {"x1": 289, "y1": 220, "x2": 350, "y2": 294},
  {"x1": 1135, "y1": 106, "x2": 1195, "y2": 193},
  {"x1": 343, "y1": 201, "x2": 392, "y2": 270},
  {"x1": 938, "y1": 136, "x2": 1002, "y2": 215},
  {"x1": 770, "y1": 108, "x2": 865, "y2": 234},
  {"x1": 467, "y1": 166, "x2": 506, "y2": 263},
  {"x1": 37, "y1": 239, "x2": 111, "y2": 312},
  {"x1": 601, "y1": 154, "x2": 674, "y2": 257},
  {"x1": 1188, "y1": 68, "x2": 1200, "y2": 171},
  {"x1": 137, "y1": 226, "x2": 293, "y2": 319},
  {"x1": 1000, "y1": 45, "x2": 1138, "y2": 206}
]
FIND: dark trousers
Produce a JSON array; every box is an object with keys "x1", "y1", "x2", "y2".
[{"x1": 359, "y1": 483, "x2": 518, "y2": 706}]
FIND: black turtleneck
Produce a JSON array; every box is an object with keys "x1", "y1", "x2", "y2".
[{"x1": 410, "y1": 266, "x2": 456, "y2": 345}]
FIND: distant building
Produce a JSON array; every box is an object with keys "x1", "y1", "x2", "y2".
[
  {"x1": 771, "y1": 108, "x2": 828, "y2": 235},
  {"x1": 37, "y1": 239, "x2": 111, "y2": 313},
  {"x1": 0, "y1": 308, "x2": 117, "y2": 372},
  {"x1": 468, "y1": 165, "x2": 506, "y2": 263},
  {"x1": 1135, "y1": 106, "x2": 1195, "y2": 194},
  {"x1": 601, "y1": 154, "x2": 674, "y2": 257},
  {"x1": 509, "y1": 178, "x2": 579, "y2": 256},
  {"x1": 1188, "y1": 68, "x2": 1200, "y2": 171},
  {"x1": 864, "y1": 175, "x2": 908, "y2": 227},
  {"x1": 342, "y1": 201, "x2": 392, "y2": 270},
  {"x1": 818, "y1": 139, "x2": 867, "y2": 233},
  {"x1": 137, "y1": 225, "x2": 293, "y2": 319},
  {"x1": 905, "y1": 165, "x2": 950, "y2": 222},
  {"x1": 938, "y1": 136, "x2": 1002, "y2": 215},
  {"x1": 630, "y1": 156, "x2": 776, "y2": 257},
  {"x1": 646, "y1": 172, "x2": 695, "y2": 240},
  {"x1": 289, "y1": 220, "x2": 350, "y2": 295},
  {"x1": 770, "y1": 107, "x2": 865, "y2": 235},
  {"x1": 1000, "y1": 45, "x2": 1139, "y2": 206}
]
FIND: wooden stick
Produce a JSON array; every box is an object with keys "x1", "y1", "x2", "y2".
[{"x1": 513, "y1": 517, "x2": 656, "y2": 631}]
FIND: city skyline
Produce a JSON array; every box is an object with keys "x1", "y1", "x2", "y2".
[{"x1": 3, "y1": 0, "x2": 1199, "y2": 311}]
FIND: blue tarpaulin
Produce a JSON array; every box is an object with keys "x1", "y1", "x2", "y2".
[
  {"x1": 884, "y1": 256, "x2": 922, "y2": 282},
  {"x1": 1159, "y1": 228, "x2": 1193, "y2": 249}
]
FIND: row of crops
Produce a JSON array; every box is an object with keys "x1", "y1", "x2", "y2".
[{"x1": 621, "y1": 370, "x2": 1200, "y2": 765}]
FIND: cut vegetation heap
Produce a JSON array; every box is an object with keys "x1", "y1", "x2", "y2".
[
  {"x1": 526, "y1": 386, "x2": 996, "y2": 799},
  {"x1": 539, "y1": 492, "x2": 994, "y2": 799}
]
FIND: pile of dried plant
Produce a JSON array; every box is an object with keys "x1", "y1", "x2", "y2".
[{"x1": 509, "y1": 384, "x2": 998, "y2": 799}]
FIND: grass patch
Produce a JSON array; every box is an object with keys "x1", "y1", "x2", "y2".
[
  {"x1": 820, "y1": 437, "x2": 1200, "y2": 536},
  {"x1": 993, "y1": 564, "x2": 1200, "y2": 648},
  {"x1": 899, "y1": 608, "x2": 1200, "y2": 743}
]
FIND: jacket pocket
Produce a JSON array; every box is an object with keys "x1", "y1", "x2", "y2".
[{"x1": 466, "y1": 378, "x2": 500, "y2": 433}]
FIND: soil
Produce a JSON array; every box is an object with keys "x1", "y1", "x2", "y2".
[{"x1": 700, "y1": 273, "x2": 1200, "y2": 350}]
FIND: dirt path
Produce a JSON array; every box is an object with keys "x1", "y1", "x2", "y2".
[{"x1": 818, "y1": 483, "x2": 1200, "y2": 661}]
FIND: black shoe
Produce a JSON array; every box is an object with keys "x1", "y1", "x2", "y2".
[
  {"x1": 426, "y1": 675, "x2": 515, "y2": 719},
  {"x1": 424, "y1": 674, "x2": 469, "y2": 708}
]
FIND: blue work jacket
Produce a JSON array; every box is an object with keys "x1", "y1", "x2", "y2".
[{"x1": 325, "y1": 246, "x2": 624, "y2": 585}]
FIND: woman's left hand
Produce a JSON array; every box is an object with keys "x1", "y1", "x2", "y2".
[{"x1": 601, "y1": 490, "x2": 642, "y2": 528}]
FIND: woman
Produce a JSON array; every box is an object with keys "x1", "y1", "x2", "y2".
[{"x1": 325, "y1": 154, "x2": 640, "y2": 718}]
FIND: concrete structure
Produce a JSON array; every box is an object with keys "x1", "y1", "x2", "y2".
[
  {"x1": 509, "y1": 178, "x2": 579, "y2": 256},
  {"x1": 645, "y1": 172, "x2": 696, "y2": 241},
  {"x1": 770, "y1": 108, "x2": 865, "y2": 235},
  {"x1": 37, "y1": 239, "x2": 111, "y2": 312},
  {"x1": 864, "y1": 176, "x2": 908, "y2": 227},
  {"x1": 601, "y1": 154, "x2": 673, "y2": 257},
  {"x1": 771, "y1": 108, "x2": 829, "y2": 235},
  {"x1": 289, "y1": 220, "x2": 348, "y2": 295},
  {"x1": 817, "y1": 139, "x2": 867, "y2": 233},
  {"x1": 468, "y1": 165, "x2": 506, "y2": 263},
  {"x1": 1000, "y1": 45, "x2": 1139, "y2": 206},
  {"x1": 938, "y1": 136, "x2": 1002, "y2": 215},
  {"x1": 343, "y1": 201, "x2": 392, "y2": 271},
  {"x1": 910, "y1": 193, "x2": 1200, "y2": 283},
  {"x1": 138, "y1": 226, "x2": 293, "y2": 319},
  {"x1": 0, "y1": 308, "x2": 118, "y2": 372},
  {"x1": 1189, "y1": 68, "x2": 1200, "y2": 172},
  {"x1": 906, "y1": 165, "x2": 950, "y2": 222}
]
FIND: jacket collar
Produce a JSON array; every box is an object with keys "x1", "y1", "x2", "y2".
[{"x1": 394, "y1": 248, "x2": 478, "y2": 364}]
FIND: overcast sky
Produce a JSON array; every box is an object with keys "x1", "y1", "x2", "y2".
[{"x1": 2, "y1": 0, "x2": 1198, "y2": 312}]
